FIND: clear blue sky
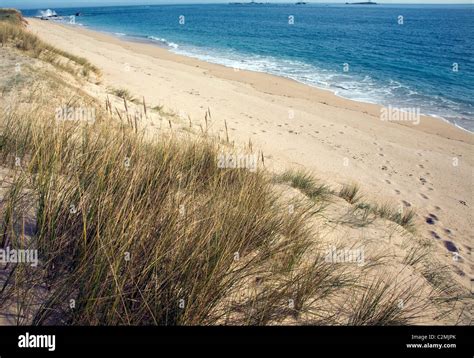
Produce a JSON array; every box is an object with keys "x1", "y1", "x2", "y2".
[{"x1": 4, "y1": 0, "x2": 472, "y2": 9}]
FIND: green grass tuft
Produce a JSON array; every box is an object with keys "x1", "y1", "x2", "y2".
[
  {"x1": 274, "y1": 170, "x2": 330, "y2": 202},
  {"x1": 339, "y1": 183, "x2": 362, "y2": 204}
]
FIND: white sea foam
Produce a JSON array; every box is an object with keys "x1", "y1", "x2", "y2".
[
  {"x1": 38, "y1": 9, "x2": 57, "y2": 17},
  {"x1": 147, "y1": 36, "x2": 179, "y2": 49},
  {"x1": 169, "y1": 44, "x2": 473, "y2": 132}
]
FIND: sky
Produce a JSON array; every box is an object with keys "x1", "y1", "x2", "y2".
[{"x1": 3, "y1": 0, "x2": 472, "y2": 9}]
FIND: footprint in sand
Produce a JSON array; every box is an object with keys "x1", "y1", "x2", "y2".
[
  {"x1": 420, "y1": 193, "x2": 429, "y2": 200},
  {"x1": 402, "y1": 200, "x2": 412, "y2": 207},
  {"x1": 444, "y1": 240, "x2": 458, "y2": 253},
  {"x1": 385, "y1": 179, "x2": 391, "y2": 184},
  {"x1": 378, "y1": 153, "x2": 384, "y2": 157},
  {"x1": 444, "y1": 228, "x2": 453, "y2": 235},
  {"x1": 418, "y1": 164, "x2": 424, "y2": 169},
  {"x1": 430, "y1": 231, "x2": 441, "y2": 240},
  {"x1": 426, "y1": 217, "x2": 436, "y2": 225},
  {"x1": 394, "y1": 189, "x2": 401, "y2": 195}
]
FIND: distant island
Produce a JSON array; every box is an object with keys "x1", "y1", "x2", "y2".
[
  {"x1": 345, "y1": 1, "x2": 377, "y2": 4},
  {"x1": 229, "y1": 1, "x2": 307, "y2": 3},
  {"x1": 228, "y1": 1, "x2": 377, "y2": 4},
  {"x1": 229, "y1": 1, "x2": 270, "y2": 4}
]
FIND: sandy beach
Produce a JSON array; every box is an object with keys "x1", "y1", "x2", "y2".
[{"x1": 27, "y1": 18, "x2": 473, "y2": 289}]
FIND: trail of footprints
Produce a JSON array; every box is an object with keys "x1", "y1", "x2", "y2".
[
  {"x1": 424, "y1": 211, "x2": 467, "y2": 278},
  {"x1": 229, "y1": 117, "x2": 466, "y2": 273},
  {"x1": 348, "y1": 142, "x2": 469, "y2": 279},
  {"x1": 378, "y1": 148, "x2": 466, "y2": 272}
]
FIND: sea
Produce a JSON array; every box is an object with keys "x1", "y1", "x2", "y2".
[{"x1": 22, "y1": 4, "x2": 474, "y2": 131}]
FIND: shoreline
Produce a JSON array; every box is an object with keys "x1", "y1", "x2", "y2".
[{"x1": 27, "y1": 16, "x2": 474, "y2": 135}]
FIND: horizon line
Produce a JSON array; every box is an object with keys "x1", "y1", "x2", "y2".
[{"x1": 12, "y1": 2, "x2": 474, "y2": 10}]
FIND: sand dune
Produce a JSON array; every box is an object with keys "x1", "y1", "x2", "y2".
[{"x1": 28, "y1": 19, "x2": 473, "y2": 291}]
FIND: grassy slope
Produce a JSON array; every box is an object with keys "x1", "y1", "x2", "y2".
[
  {"x1": 0, "y1": 9, "x2": 100, "y2": 79},
  {"x1": 0, "y1": 9, "x2": 27, "y2": 26},
  {"x1": 0, "y1": 9, "x2": 470, "y2": 326}
]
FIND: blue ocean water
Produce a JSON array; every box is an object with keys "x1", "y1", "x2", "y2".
[{"x1": 23, "y1": 4, "x2": 474, "y2": 131}]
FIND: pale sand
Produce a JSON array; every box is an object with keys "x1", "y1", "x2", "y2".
[{"x1": 28, "y1": 19, "x2": 473, "y2": 288}]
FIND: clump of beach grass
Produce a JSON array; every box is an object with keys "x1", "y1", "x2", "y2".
[
  {"x1": 109, "y1": 87, "x2": 135, "y2": 101},
  {"x1": 151, "y1": 104, "x2": 178, "y2": 119},
  {"x1": 337, "y1": 183, "x2": 417, "y2": 232},
  {"x1": 274, "y1": 170, "x2": 330, "y2": 202},
  {"x1": 339, "y1": 183, "x2": 362, "y2": 204},
  {"x1": 347, "y1": 275, "x2": 432, "y2": 325},
  {"x1": 371, "y1": 203, "x2": 417, "y2": 233}
]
